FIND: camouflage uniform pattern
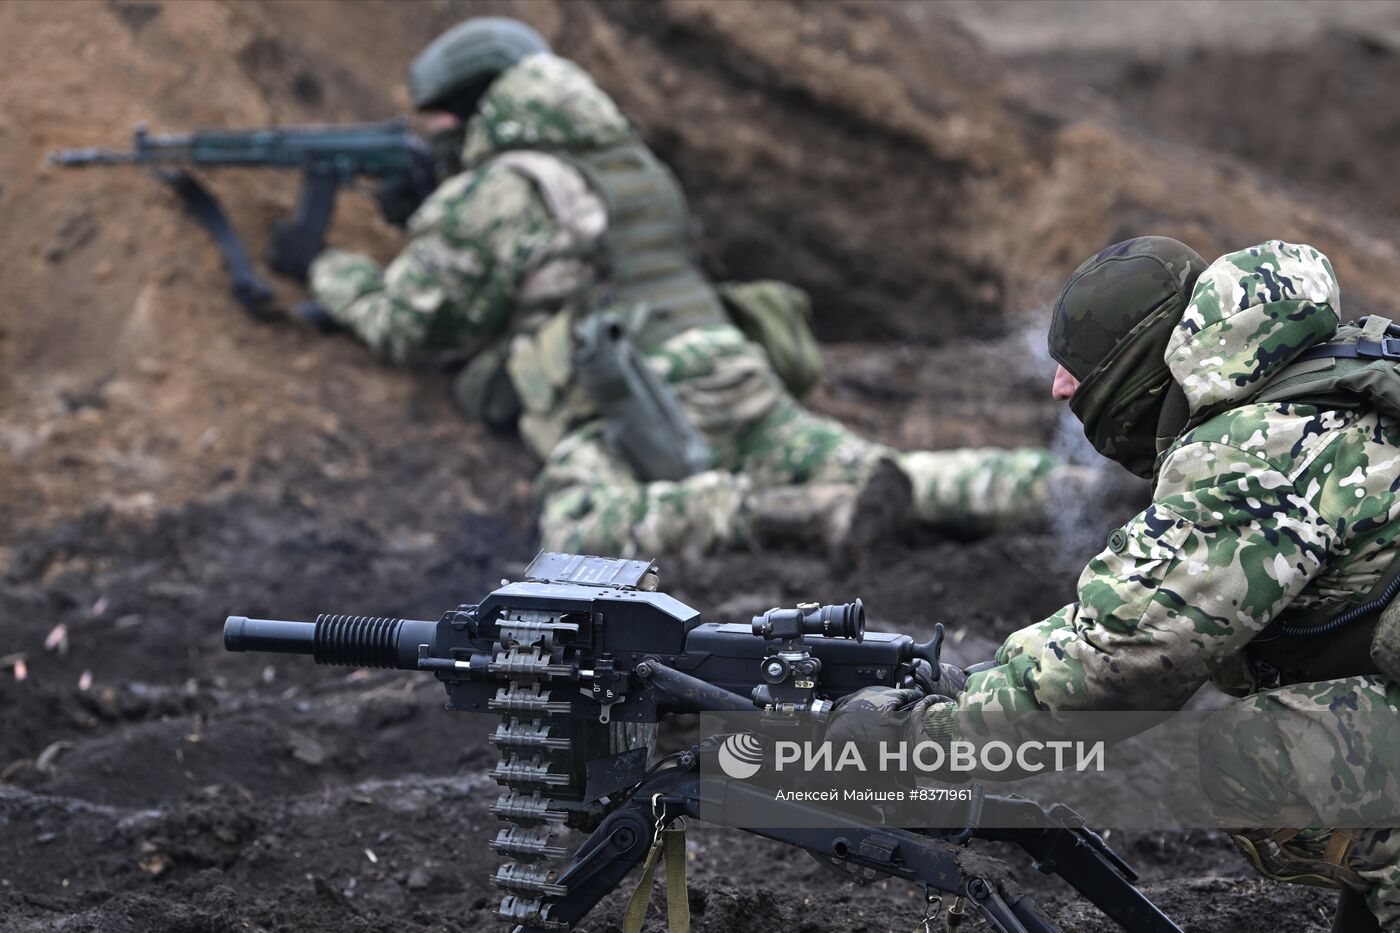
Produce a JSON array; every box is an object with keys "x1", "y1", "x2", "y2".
[
  {"x1": 460, "y1": 53, "x2": 631, "y2": 166},
  {"x1": 1047, "y1": 235, "x2": 1206, "y2": 382},
  {"x1": 310, "y1": 153, "x2": 604, "y2": 366},
  {"x1": 538, "y1": 322, "x2": 1062, "y2": 555},
  {"x1": 311, "y1": 53, "x2": 1067, "y2": 555},
  {"x1": 310, "y1": 54, "x2": 628, "y2": 365},
  {"x1": 926, "y1": 241, "x2": 1400, "y2": 927},
  {"x1": 1201, "y1": 677, "x2": 1400, "y2": 920}
]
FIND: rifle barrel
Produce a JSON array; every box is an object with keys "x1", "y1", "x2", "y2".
[
  {"x1": 48, "y1": 148, "x2": 148, "y2": 166},
  {"x1": 48, "y1": 119, "x2": 426, "y2": 174}
]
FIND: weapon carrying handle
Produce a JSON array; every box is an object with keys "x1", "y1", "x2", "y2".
[{"x1": 906, "y1": 623, "x2": 945, "y2": 672}]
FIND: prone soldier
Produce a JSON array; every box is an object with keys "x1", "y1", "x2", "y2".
[{"x1": 307, "y1": 17, "x2": 1090, "y2": 560}]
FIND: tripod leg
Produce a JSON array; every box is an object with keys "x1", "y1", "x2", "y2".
[{"x1": 1333, "y1": 889, "x2": 1381, "y2": 933}]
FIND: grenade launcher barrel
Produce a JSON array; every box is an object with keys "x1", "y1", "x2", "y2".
[{"x1": 224, "y1": 614, "x2": 438, "y2": 671}]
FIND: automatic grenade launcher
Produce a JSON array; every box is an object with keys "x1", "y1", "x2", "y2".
[
  {"x1": 224, "y1": 552, "x2": 944, "y2": 927},
  {"x1": 224, "y1": 552, "x2": 1182, "y2": 933}
]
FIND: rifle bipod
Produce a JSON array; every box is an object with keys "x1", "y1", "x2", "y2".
[{"x1": 509, "y1": 751, "x2": 1184, "y2": 933}]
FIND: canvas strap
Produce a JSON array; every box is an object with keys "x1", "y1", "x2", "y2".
[{"x1": 623, "y1": 823, "x2": 690, "y2": 933}]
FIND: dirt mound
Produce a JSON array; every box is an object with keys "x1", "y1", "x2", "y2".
[
  {"x1": 1027, "y1": 27, "x2": 1400, "y2": 235},
  {"x1": 4, "y1": 1, "x2": 1396, "y2": 931}
]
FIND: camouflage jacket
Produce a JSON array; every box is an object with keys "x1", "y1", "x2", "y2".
[
  {"x1": 941, "y1": 241, "x2": 1400, "y2": 723},
  {"x1": 308, "y1": 53, "x2": 627, "y2": 366}
]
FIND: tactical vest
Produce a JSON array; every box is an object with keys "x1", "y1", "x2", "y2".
[
  {"x1": 559, "y1": 138, "x2": 729, "y2": 348},
  {"x1": 562, "y1": 142, "x2": 823, "y2": 394},
  {"x1": 468, "y1": 136, "x2": 735, "y2": 468},
  {"x1": 471, "y1": 134, "x2": 819, "y2": 468},
  {"x1": 1211, "y1": 315, "x2": 1400, "y2": 686},
  {"x1": 455, "y1": 136, "x2": 726, "y2": 432}
]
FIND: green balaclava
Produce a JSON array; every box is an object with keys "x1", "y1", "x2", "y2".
[{"x1": 1048, "y1": 236, "x2": 1208, "y2": 478}]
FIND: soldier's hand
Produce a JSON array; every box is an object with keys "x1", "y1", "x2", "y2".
[
  {"x1": 907, "y1": 659, "x2": 969, "y2": 698},
  {"x1": 374, "y1": 175, "x2": 428, "y2": 228},
  {"x1": 825, "y1": 686, "x2": 943, "y2": 748},
  {"x1": 935, "y1": 662, "x2": 968, "y2": 697}
]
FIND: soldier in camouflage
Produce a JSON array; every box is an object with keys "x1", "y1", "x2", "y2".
[
  {"x1": 309, "y1": 18, "x2": 1081, "y2": 560},
  {"x1": 834, "y1": 237, "x2": 1400, "y2": 930}
]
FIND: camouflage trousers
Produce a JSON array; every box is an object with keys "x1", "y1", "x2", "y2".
[
  {"x1": 535, "y1": 326, "x2": 1065, "y2": 557},
  {"x1": 1201, "y1": 675, "x2": 1400, "y2": 929}
]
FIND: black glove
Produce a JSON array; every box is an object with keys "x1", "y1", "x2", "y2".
[
  {"x1": 374, "y1": 174, "x2": 430, "y2": 228},
  {"x1": 825, "y1": 685, "x2": 940, "y2": 748},
  {"x1": 907, "y1": 659, "x2": 969, "y2": 698},
  {"x1": 934, "y1": 661, "x2": 968, "y2": 697}
]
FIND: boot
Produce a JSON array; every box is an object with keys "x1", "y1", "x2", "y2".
[
  {"x1": 1230, "y1": 829, "x2": 1370, "y2": 896},
  {"x1": 745, "y1": 459, "x2": 913, "y2": 567},
  {"x1": 746, "y1": 482, "x2": 857, "y2": 558},
  {"x1": 841, "y1": 457, "x2": 916, "y2": 560}
]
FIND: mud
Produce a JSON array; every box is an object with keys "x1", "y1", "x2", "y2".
[{"x1": 1, "y1": 1, "x2": 1392, "y2": 931}]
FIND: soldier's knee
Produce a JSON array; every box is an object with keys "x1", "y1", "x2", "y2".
[{"x1": 1198, "y1": 692, "x2": 1313, "y2": 826}]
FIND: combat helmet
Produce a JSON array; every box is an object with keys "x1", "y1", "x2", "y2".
[
  {"x1": 408, "y1": 17, "x2": 550, "y2": 116},
  {"x1": 1048, "y1": 236, "x2": 1207, "y2": 478}
]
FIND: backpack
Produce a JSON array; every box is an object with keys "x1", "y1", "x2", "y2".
[
  {"x1": 1253, "y1": 314, "x2": 1400, "y2": 417},
  {"x1": 1224, "y1": 315, "x2": 1400, "y2": 686},
  {"x1": 717, "y1": 280, "x2": 823, "y2": 400}
]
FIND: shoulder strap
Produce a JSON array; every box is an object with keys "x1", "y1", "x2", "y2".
[
  {"x1": 1249, "y1": 315, "x2": 1400, "y2": 413},
  {"x1": 156, "y1": 169, "x2": 277, "y2": 318},
  {"x1": 1291, "y1": 314, "x2": 1400, "y2": 364},
  {"x1": 1251, "y1": 314, "x2": 1400, "y2": 639},
  {"x1": 1294, "y1": 341, "x2": 1400, "y2": 362},
  {"x1": 490, "y1": 151, "x2": 607, "y2": 246}
]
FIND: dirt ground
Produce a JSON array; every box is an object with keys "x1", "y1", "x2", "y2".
[{"x1": 2, "y1": 1, "x2": 1394, "y2": 931}]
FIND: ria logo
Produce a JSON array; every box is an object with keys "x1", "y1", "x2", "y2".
[{"x1": 716, "y1": 733, "x2": 764, "y2": 780}]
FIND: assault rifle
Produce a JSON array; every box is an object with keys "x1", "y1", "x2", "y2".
[
  {"x1": 49, "y1": 119, "x2": 436, "y2": 315},
  {"x1": 224, "y1": 552, "x2": 1181, "y2": 933}
]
